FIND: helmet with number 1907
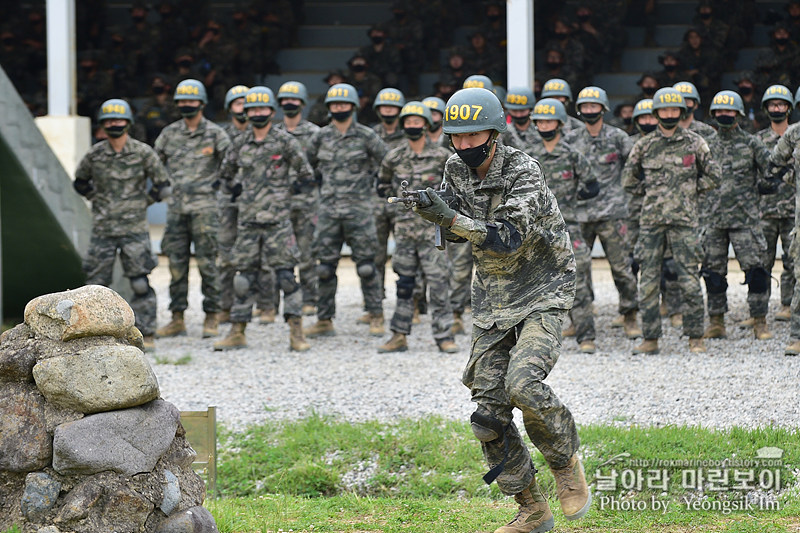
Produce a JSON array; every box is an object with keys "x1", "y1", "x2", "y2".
[{"x1": 442, "y1": 87, "x2": 507, "y2": 134}]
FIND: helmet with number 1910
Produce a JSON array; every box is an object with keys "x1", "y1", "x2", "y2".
[
  {"x1": 442, "y1": 88, "x2": 507, "y2": 134},
  {"x1": 243, "y1": 86, "x2": 276, "y2": 110}
]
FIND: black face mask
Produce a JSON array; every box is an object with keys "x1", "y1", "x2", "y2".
[
  {"x1": 664, "y1": 64, "x2": 677, "y2": 72},
  {"x1": 534, "y1": 91, "x2": 542, "y2": 100},
  {"x1": 430, "y1": 121, "x2": 442, "y2": 132},
  {"x1": 642, "y1": 87, "x2": 657, "y2": 97},
  {"x1": 104, "y1": 125, "x2": 128, "y2": 138},
  {"x1": 403, "y1": 126, "x2": 424, "y2": 140},
  {"x1": 282, "y1": 103, "x2": 301, "y2": 117},
  {"x1": 715, "y1": 114, "x2": 737, "y2": 128},
  {"x1": 2, "y1": 38, "x2": 13, "y2": 46},
  {"x1": 512, "y1": 115, "x2": 530, "y2": 126},
  {"x1": 580, "y1": 111, "x2": 602, "y2": 124},
  {"x1": 178, "y1": 104, "x2": 201, "y2": 118},
  {"x1": 768, "y1": 110, "x2": 788, "y2": 122},
  {"x1": 487, "y1": 14, "x2": 500, "y2": 22},
  {"x1": 440, "y1": 91, "x2": 454, "y2": 101},
  {"x1": 371, "y1": 36, "x2": 385, "y2": 45},
  {"x1": 248, "y1": 114, "x2": 271, "y2": 128},
  {"x1": 555, "y1": 31, "x2": 569, "y2": 39},
  {"x1": 350, "y1": 64, "x2": 366, "y2": 73},
  {"x1": 379, "y1": 113, "x2": 398, "y2": 125},
  {"x1": 454, "y1": 135, "x2": 494, "y2": 168},
  {"x1": 699, "y1": 12, "x2": 712, "y2": 20},
  {"x1": 738, "y1": 86, "x2": 753, "y2": 96},
  {"x1": 152, "y1": 86, "x2": 165, "y2": 95},
  {"x1": 330, "y1": 110, "x2": 352, "y2": 122},
  {"x1": 177, "y1": 60, "x2": 192, "y2": 69},
  {"x1": 637, "y1": 123, "x2": 657, "y2": 134},
  {"x1": 546, "y1": 61, "x2": 562, "y2": 70},
  {"x1": 623, "y1": 117, "x2": 633, "y2": 126},
  {"x1": 537, "y1": 128, "x2": 558, "y2": 141},
  {"x1": 775, "y1": 37, "x2": 790, "y2": 46},
  {"x1": 577, "y1": 14, "x2": 591, "y2": 23},
  {"x1": 132, "y1": 14, "x2": 146, "y2": 23},
  {"x1": 232, "y1": 111, "x2": 247, "y2": 123},
  {"x1": 657, "y1": 116, "x2": 680, "y2": 130}
]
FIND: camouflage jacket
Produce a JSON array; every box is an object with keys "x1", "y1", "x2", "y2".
[
  {"x1": 768, "y1": 122, "x2": 800, "y2": 224},
  {"x1": 561, "y1": 115, "x2": 585, "y2": 137},
  {"x1": 564, "y1": 122, "x2": 633, "y2": 222},
  {"x1": 527, "y1": 138, "x2": 593, "y2": 224},
  {"x1": 154, "y1": 117, "x2": 231, "y2": 214},
  {"x1": 444, "y1": 143, "x2": 576, "y2": 330},
  {"x1": 626, "y1": 131, "x2": 646, "y2": 246},
  {"x1": 372, "y1": 123, "x2": 406, "y2": 151},
  {"x1": 687, "y1": 119, "x2": 717, "y2": 142},
  {"x1": 275, "y1": 119, "x2": 322, "y2": 210},
  {"x1": 223, "y1": 122, "x2": 250, "y2": 144},
  {"x1": 705, "y1": 127, "x2": 772, "y2": 228},
  {"x1": 501, "y1": 124, "x2": 541, "y2": 155},
  {"x1": 75, "y1": 137, "x2": 169, "y2": 235},
  {"x1": 622, "y1": 127, "x2": 719, "y2": 228},
  {"x1": 756, "y1": 126, "x2": 795, "y2": 219},
  {"x1": 307, "y1": 121, "x2": 388, "y2": 217},
  {"x1": 219, "y1": 127, "x2": 313, "y2": 225},
  {"x1": 428, "y1": 131, "x2": 452, "y2": 151}
]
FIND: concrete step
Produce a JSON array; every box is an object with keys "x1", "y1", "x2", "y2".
[
  {"x1": 304, "y1": 2, "x2": 392, "y2": 25},
  {"x1": 620, "y1": 47, "x2": 669, "y2": 72},
  {"x1": 276, "y1": 48, "x2": 355, "y2": 72},
  {"x1": 734, "y1": 47, "x2": 767, "y2": 71},
  {"x1": 626, "y1": 25, "x2": 688, "y2": 48},
  {"x1": 297, "y1": 25, "x2": 371, "y2": 48},
  {"x1": 593, "y1": 73, "x2": 642, "y2": 97}
]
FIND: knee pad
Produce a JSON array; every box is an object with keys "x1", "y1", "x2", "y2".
[
  {"x1": 702, "y1": 269, "x2": 728, "y2": 294},
  {"x1": 396, "y1": 275, "x2": 415, "y2": 300},
  {"x1": 356, "y1": 260, "x2": 376, "y2": 280},
  {"x1": 233, "y1": 272, "x2": 250, "y2": 297},
  {"x1": 662, "y1": 258, "x2": 679, "y2": 281},
  {"x1": 129, "y1": 275, "x2": 150, "y2": 296},
  {"x1": 745, "y1": 266, "x2": 770, "y2": 293},
  {"x1": 276, "y1": 268, "x2": 300, "y2": 294},
  {"x1": 470, "y1": 410, "x2": 505, "y2": 443},
  {"x1": 316, "y1": 262, "x2": 337, "y2": 282}
]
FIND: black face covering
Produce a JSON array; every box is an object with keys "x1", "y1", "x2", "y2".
[
  {"x1": 330, "y1": 110, "x2": 352, "y2": 122},
  {"x1": 623, "y1": 117, "x2": 633, "y2": 126},
  {"x1": 104, "y1": 125, "x2": 128, "y2": 138},
  {"x1": 379, "y1": 113, "x2": 398, "y2": 125},
  {"x1": 487, "y1": 14, "x2": 500, "y2": 22},
  {"x1": 537, "y1": 128, "x2": 558, "y2": 141},
  {"x1": 768, "y1": 110, "x2": 789, "y2": 122},
  {"x1": 403, "y1": 126, "x2": 424, "y2": 140},
  {"x1": 282, "y1": 103, "x2": 301, "y2": 117},
  {"x1": 152, "y1": 85, "x2": 165, "y2": 95},
  {"x1": 642, "y1": 86, "x2": 657, "y2": 97},
  {"x1": 546, "y1": 61, "x2": 562, "y2": 70},
  {"x1": 232, "y1": 111, "x2": 247, "y2": 123},
  {"x1": 657, "y1": 116, "x2": 680, "y2": 130},
  {"x1": 454, "y1": 135, "x2": 494, "y2": 168},
  {"x1": 577, "y1": 14, "x2": 591, "y2": 23},
  {"x1": 775, "y1": 37, "x2": 790, "y2": 46},
  {"x1": 430, "y1": 121, "x2": 442, "y2": 132},
  {"x1": 371, "y1": 36, "x2": 385, "y2": 45},
  {"x1": 699, "y1": 12, "x2": 712, "y2": 20},
  {"x1": 664, "y1": 64, "x2": 677, "y2": 72},
  {"x1": 178, "y1": 104, "x2": 200, "y2": 118},
  {"x1": 715, "y1": 114, "x2": 737, "y2": 128},
  {"x1": 637, "y1": 123, "x2": 657, "y2": 134},
  {"x1": 512, "y1": 115, "x2": 530, "y2": 126},
  {"x1": 350, "y1": 64, "x2": 366, "y2": 73},
  {"x1": 248, "y1": 114, "x2": 271, "y2": 128},
  {"x1": 177, "y1": 59, "x2": 192, "y2": 69},
  {"x1": 580, "y1": 111, "x2": 602, "y2": 124},
  {"x1": 738, "y1": 86, "x2": 753, "y2": 96}
]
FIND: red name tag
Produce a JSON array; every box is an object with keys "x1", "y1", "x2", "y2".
[{"x1": 683, "y1": 154, "x2": 695, "y2": 167}]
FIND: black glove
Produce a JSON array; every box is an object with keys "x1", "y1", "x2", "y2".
[
  {"x1": 73, "y1": 178, "x2": 94, "y2": 198},
  {"x1": 376, "y1": 182, "x2": 393, "y2": 198},
  {"x1": 313, "y1": 169, "x2": 323, "y2": 186},
  {"x1": 630, "y1": 253, "x2": 639, "y2": 277},
  {"x1": 211, "y1": 179, "x2": 221, "y2": 191},
  {"x1": 577, "y1": 180, "x2": 600, "y2": 200},
  {"x1": 758, "y1": 177, "x2": 782, "y2": 195},
  {"x1": 229, "y1": 182, "x2": 243, "y2": 201}
]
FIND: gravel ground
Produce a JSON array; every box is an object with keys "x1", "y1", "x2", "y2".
[{"x1": 147, "y1": 256, "x2": 800, "y2": 432}]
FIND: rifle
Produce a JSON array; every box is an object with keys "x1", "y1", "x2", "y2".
[{"x1": 388, "y1": 179, "x2": 458, "y2": 250}]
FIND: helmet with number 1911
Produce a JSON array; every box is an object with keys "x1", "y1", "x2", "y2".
[
  {"x1": 442, "y1": 88, "x2": 507, "y2": 134},
  {"x1": 531, "y1": 98, "x2": 567, "y2": 124}
]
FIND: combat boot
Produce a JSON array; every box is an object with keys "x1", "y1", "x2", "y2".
[
  {"x1": 213, "y1": 322, "x2": 246, "y2": 351},
  {"x1": 623, "y1": 310, "x2": 642, "y2": 339},
  {"x1": 304, "y1": 319, "x2": 335, "y2": 337},
  {"x1": 494, "y1": 477, "x2": 554, "y2": 533},
  {"x1": 451, "y1": 311, "x2": 465, "y2": 335},
  {"x1": 142, "y1": 335, "x2": 156, "y2": 353},
  {"x1": 753, "y1": 317, "x2": 773, "y2": 340},
  {"x1": 356, "y1": 312, "x2": 371, "y2": 325},
  {"x1": 259, "y1": 308, "x2": 276, "y2": 325},
  {"x1": 437, "y1": 339, "x2": 459, "y2": 353},
  {"x1": 156, "y1": 311, "x2": 186, "y2": 338},
  {"x1": 704, "y1": 314, "x2": 727, "y2": 339},
  {"x1": 202, "y1": 313, "x2": 219, "y2": 338},
  {"x1": 610, "y1": 314, "x2": 624, "y2": 328},
  {"x1": 579, "y1": 340, "x2": 596, "y2": 354},
  {"x1": 632, "y1": 339, "x2": 659, "y2": 355},
  {"x1": 369, "y1": 313, "x2": 385, "y2": 336},
  {"x1": 218, "y1": 310, "x2": 231, "y2": 324},
  {"x1": 551, "y1": 454, "x2": 591, "y2": 520},
  {"x1": 301, "y1": 304, "x2": 317, "y2": 316},
  {"x1": 784, "y1": 339, "x2": 800, "y2": 356},
  {"x1": 378, "y1": 332, "x2": 408, "y2": 353},
  {"x1": 688, "y1": 337, "x2": 706, "y2": 353},
  {"x1": 562, "y1": 324, "x2": 576, "y2": 337},
  {"x1": 670, "y1": 313, "x2": 683, "y2": 328},
  {"x1": 659, "y1": 300, "x2": 668, "y2": 317},
  {"x1": 775, "y1": 305, "x2": 792, "y2": 322},
  {"x1": 738, "y1": 317, "x2": 754, "y2": 329},
  {"x1": 288, "y1": 317, "x2": 311, "y2": 352},
  {"x1": 412, "y1": 307, "x2": 421, "y2": 325}
]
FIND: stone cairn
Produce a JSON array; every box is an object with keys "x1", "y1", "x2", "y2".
[{"x1": 0, "y1": 285, "x2": 218, "y2": 533}]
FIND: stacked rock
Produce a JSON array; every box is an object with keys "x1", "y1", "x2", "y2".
[{"x1": 0, "y1": 285, "x2": 218, "y2": 533}]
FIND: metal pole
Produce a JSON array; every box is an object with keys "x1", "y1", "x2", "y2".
[
  {"x1": 506, "y1": 0, "x2": 534, "y2": 90},
  {"x1": 46, "y1": 0, "x2": 77, "y2": 116}
]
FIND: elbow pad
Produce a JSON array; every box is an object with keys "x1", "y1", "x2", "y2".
[
  {"x1": 478, "y1": 220, "x2": 522, "y2": 254},
  {"x1": 73, "y1": 178, "x2": 94, "y2": 197},
  {"x1": 577, "y1": 180, "x2": 600, "y2": 200}
]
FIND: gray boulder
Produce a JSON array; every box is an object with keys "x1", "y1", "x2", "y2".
[
  {"x1": 155, "y1": 506, "x2": 219, "y2": 533},
  {"x1": 0, "y1": 383, "x2": 51, "y2": 472},
  {"x1": 20, "y1": 472, "x2": 61, "y2": 521},
  {"x1": 0, "y1": 323, "x2": 37, "y2": 382}
]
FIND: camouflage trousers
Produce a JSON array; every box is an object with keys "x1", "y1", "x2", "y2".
[
  {"x1": 447, "y1": 240, "x2": 473, "y2": 313},
  {"x1": 218, "y1": 204, "x2": 272, "y2": 312},
  {"x1": 463, "y1": 309, "x2": 581, "y2": 495},
  {"x1": 788, "y1": 227, "x2": 800, "y2": 338},
  {"x1": 635, "y1": 225, "x2": 705, "y2": 339},
  {"x1": 313, "y1": 210, "x2": 383, "y2": 320},
  {"x1": 389, "y1": 223, "x2": 453, "y2": 340},
  {"x1": 661, "y1": 246, "x2": 683, "y2": 316},
  {"x1": 83, "y1": 231, "x2": 157, "y2": 336},
  {"x1": 230, "y1": 221, "x2": 301, "y2": 323},
  {"x1": 566, "y1": 222, "x2": 595, "y2": 343},
  {"x1": 580, "y1": 218, "x2": 638, "y2": 314},
  {"x1": 162, "y1": 210, "x2": 220, "y2": 313},
  {"x1": 703, "y1": 227, "x2": 768, "y2": 318},
  {"x1": 761, "y1": 217, "x2": 795, "y2": 307},
  {"x1": 374, "y1": 198, "x2": 398, "y2": 299}
]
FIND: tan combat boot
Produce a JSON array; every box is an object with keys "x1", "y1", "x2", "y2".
[
  {"x1": 213, "y1": 322, "x2": 246, "y2": 351},
  {"x1": 704, "y1": 314, "x2": 727, "y2": 338},
  {"x1": 551, "y1": 454, "x2": 591, "y2": 521},
  {"x1": 304, "y1": 319, "x2": 335, "y2": 337},
  {"x1": 203, "y1": 313, "x2": 219, "y2": 338},
  {"x1": 451, "y1": 311, "x2": 465, "y2": 335},
  {"x1": 438, "y1": 339, "x2": 459, "y2": 353},
  {"x1": 494, "y1": 477, "x2": 554, "y2": 533},
  {"x1": 369, "y1": 313, "x2": 385, "y2": 336},
  {"x1": 218, "y1": 310, "x2": 231, "y2": 324},
  {"x1": 142, "y1": 335, "x2": 156, "y2": 353},
  {"x1": 632, "y1": 339, "x2": 659, "y2": 355},
  {"x1": 670, "y1": 313, "x2": 683, "y2": 328},
  {"x1": 623, "y1": 310, "x2": 642, "y2": 339},
  {"x1": 301, "y1": 304, "x2": 317, "y2": 316},
  {"x1": 378, "y1": 332, "x2": 408, "y2": 353},
  {"x1": 688, "y1": 337, "x2": 706, "y2": 353},
  {"x1": 659, "y1": 300, "x2": 668, "y2": 317},
  {"x1": 156, "y1": 311, "x2": 186, "y2": 338},
  {"x1": 562, "y1": 324, "x2": 576, "y2": 337},
  {"x1": 356, "y1": 312, "x2": 371, "y2": 325},
  {"x1": 753, "y1": 317, "x2": 773, "y2": 340},
  {"x1": 288, "y1": 317, "x2": 311, "y2": 352},
  {"x1": 579, "y1": 340, "x2": 596, "y2": 354},
  {"x1": 738, "y1": 317, "x2": 754, "y2": 329},
  {"x1": 610, "y1": 314, "x2": 624, "y2": 328},
  {"x1": 775, "y1": 305, "x2": 792, "y2": 322},
  {"x1": 412, "y1": 307, "x2": 421, "y2": 325},
  {"x1": 785, "y1": 339, "x2": 800, "y2": 356},
  {"x1": 259, "y1": 308, "x2": 276, "y2": 325}
]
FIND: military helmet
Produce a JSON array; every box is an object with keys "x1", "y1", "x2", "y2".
[
  {"x1": 710, "y1": 90, "x2": 744, "y2": 116},
  {"x1": 373, "y1": 87, "x2": 405, "y2": 110},
  {"x1": 224, "y1": 85, "x2": 249, "y2": 110},
  {"x1": 652, "y1": 87, "x2": 687, "y2": 111},
  {"x1": 174, "y1": 79, "x2": 207, "y2": 104},
  {"x1": 795, "y1": 86, "x2": 800, "y2": 109},
  {"x1": 531, "y1": 98, "x2": 567, "y2": 124},
  {"x1": 632, "y1": 98, "x2": 654, "y2": 120},
  {"x1": 98, "y1": 98, "x2": 134, "y2": 123},
  {"x1": 442, "y1": 87, "x2": 507, "y2": 134},
  {"x1": 399, "y1": 100, "x2": 433, "y2": 127},
  {"x1": 462, "y1": 74, "x2": 494, "y2": 91},
  {"x1": 422, "y1": 96, "x2": 446, "y2": 114},
  {"x1": 243, "y1": 86, "x2": 277, "y2": 110},
  {"x1": 541, "y1": 78, "x2": 572, "y2": 100},
  {"x1": 324, "y1": 83, "x2": 359, "y2": 107},
  {"x1": 576, "y1": 86, "x2": 610, "y2": 112},
  {"x1": 761, "y1": 84, "x2": 793, "y2": 110},
  {"x1": 673, "y1": 81, "x2": 701, "y2": 103},
  {"x1": 505, "y1": 87, "x2": 535, "y2": 110},
  {"x1": 277, "y1": 81, "x2": 309, "y2": 105}
]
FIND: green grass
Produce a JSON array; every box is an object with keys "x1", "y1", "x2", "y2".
[{"x1": 153, "y1": 353, "x2": 193, "y2": 365}]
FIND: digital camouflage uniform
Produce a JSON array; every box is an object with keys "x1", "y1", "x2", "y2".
[
  {"x1": 308, "y1": 120, "x2": 388, "y2": 320},
  {"x1": 565, "y1": 123, "x2": 638, "y2": 316},
  {"x1": 76, "y1": 138, "x2": 169, "y2": 336},
  {"x1": 154, "y1": 117, "x2": 231, "y2": 314},
  {"x1": 704, "y1": 128, "x2": 773, "y2": 318},
  {"x1": 219, "y1": 127, "x2": 312, "y2": 322},
  {"x1": 446, "y1": 144, "x2": 580, "y2": 495},
  {"x1": 500, "y1": 124, "x2": 541, "y2": 155},
  {"x1": 623, "y1": 127, "x2": 719, "y2": 340},
  {"x1": 379, "y1": 140, "x2": 454, "y2": 340}
]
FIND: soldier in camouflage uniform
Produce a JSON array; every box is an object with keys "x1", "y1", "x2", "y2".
[
  {"x1": 423, "y1": 96, "x2": 450, "y2": 149},
  {"x1": 564, "y1": 86, "x2": 641, "y2": 339},
  {"x1": 74, "y1": 99, "x2": 171, "y2": 352},
  {"x1": 304, "y1": 84, "x2": 389, "y2": 338},
  {"x1": 412, "y1": 88, "x2": 590, "y2": 532},
  {"x1": 528, "y1": 98, "x2": 599, "y2": 354},
  {"x1": 376, "y1": 102, "x2": 458, "y2": 353},
  {"x1": 154, "y1": 79, "x2": 231, "y2": 339},
  {"x1": 622, "y1": 88, "x2": 720, "y2": 354},
  {"x1": 275, "y1": 81, "x2": 322, "y2": 317},
  {"x1": 540, "y1": 78, "x2": 584, "y2": 136},
  {"x1": 674, "y1": 81, "x2": 717, "y2": 141},
  {"x1": 500, "y1": 87, "x2": 539, "y2": 154},
  {"x1": 702, "y1": 90, "x2": 778, "y2": 341},
  {"x1": 213, "y1": 86, "x2": 312, "y2": 352}
]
